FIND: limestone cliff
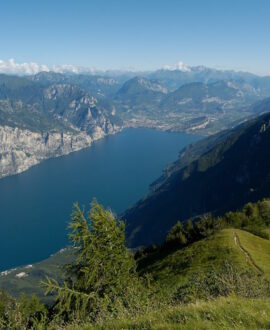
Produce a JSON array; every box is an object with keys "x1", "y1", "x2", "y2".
[
  {"x1": 0, "y1": 75, "x2": 123, "y2": 179},
  {"x1": 0, "y1": 125, "x2": 92, "y2": 178}
]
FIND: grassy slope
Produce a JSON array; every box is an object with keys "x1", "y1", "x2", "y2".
[
  {"x1": 236, "y1": 228, "x2": 270, "y2": 276},
  {"x1": 66, "y1": 229, "x2": 270, "y2": 329},
  {"x1": 2, "y1": 226, "x2": 270, "y2": 329},
  {"x1": 138, "y1": 229, "x2": 254, "y2": 293},
  {"x1": 67, "y1": 296, "x2": 270, "y2": 330},
  {"x1": 2, "y1": 228, "x2": 270, "y2": 303}
]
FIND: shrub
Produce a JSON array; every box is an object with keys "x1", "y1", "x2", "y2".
[
  {"x1": 165, "y1": 221, "x2": 187, "y2": 248},
  {"x1": 173, "y1": 262, "x2": 270, "y2": 303},
  {"x1": 0, "y1": 290, "x2": 47, "y2": 329},
  {"x1": 244, "y1": 226, "x2": 269, "y2": 240}
]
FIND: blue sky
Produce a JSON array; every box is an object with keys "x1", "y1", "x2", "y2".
[{"x1": 1, "y1": 0, "x2": 270, "y2": 74}]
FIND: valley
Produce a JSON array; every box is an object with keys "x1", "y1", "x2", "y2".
[
  {"x1": 113, "y1": 71, "x2": 270, "y2": 134},
  {"x1": 1, "y1": 66, "x2": 270, "y2": 274},
  {"x1": 0, "y1": 128, "x2": 200, "y2": 271},
  {"x1": 2, "y1": 2, "x2": 270, "y2": 328},
  {"x1": 1, "y1": 67, "x2": 270, "y2": 329},
  {"x1": 1, "y1": 66, "x2": 270, "y2": 180}
]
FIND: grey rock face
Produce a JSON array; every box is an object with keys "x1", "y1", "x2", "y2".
[
  {"x1": 0, "y1": 125, "x2": 92, "y2": 178},
  {"x1": 43, "y1": 84, "x2": 121, "y2": 136}
]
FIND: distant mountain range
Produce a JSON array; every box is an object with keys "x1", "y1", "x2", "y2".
[
  {"x1": 114, "y1": 73, "x2": 270, "y2": 134},
  {"x1": 161, "y1": 80, "x2": 259, "y2": 110},
  {"x1": 29, "y1": 66, "x2": 269, "y2": 135},
  {"x1": 124, "y1": 107, "x2": 270, "y2": 247},
  {"x1": 30, "y1": 71, "x2": 122, "y2": 98},
  {"x1": 148, "y1": 65, "x2": 270, "y2": 92},
  {"x1": 114, "y1": 77, "x2": 167, "y2": 109},
  {"x1": 2, "y1": 64, "x2": 270, "y2": 179}
]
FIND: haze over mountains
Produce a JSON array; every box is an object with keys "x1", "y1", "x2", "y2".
[{"x1": 1, "y1": 63, "x2": 270, "y2": 179}]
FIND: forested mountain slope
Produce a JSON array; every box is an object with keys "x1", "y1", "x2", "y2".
[{"x1": 125, "y1": 111, "x2": 270, "y2": 246}]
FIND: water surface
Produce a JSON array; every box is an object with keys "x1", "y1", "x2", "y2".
[{"x1": 0, "y1": 128, "x2": 201, "y2": 270}]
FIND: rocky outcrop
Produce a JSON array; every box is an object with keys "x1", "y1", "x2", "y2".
[
  {"x1": 0, "y1": 126, "x2": 92, "y2": 178},
  {"x1": 0, "y1": 75, "x2": 123, "y2": 179}
]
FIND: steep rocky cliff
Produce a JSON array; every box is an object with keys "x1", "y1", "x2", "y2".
[
  {"x1": 0, "y1": 125, "x2": 92, "y2": 178},
  {"x1": 0, "y1": 74, "x2": 122, "y2": 179}
]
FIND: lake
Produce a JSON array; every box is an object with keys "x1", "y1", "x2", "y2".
[{"x1": 0, "y1": 128, "x2": 201, "y2": 270}]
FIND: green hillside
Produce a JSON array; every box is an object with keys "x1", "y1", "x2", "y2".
[
  {"x1": 3, "y1": 227, "x2": 270, "y2": 305},
  {"x1": 85, "y1": 227, "x2": 270, "y2": 329},
  {"x1": 75, "y1": 226, "x2": 270, "y2": 329},
  {"x1": 65, "y1": 296, "x2": 270, "y2": 330},
  {"x1": 2, "y1": 201, "x2": 270, "y2": 328},
  {"x1": 236, "y1": 229, "x2": 270, "y2": 276},
  {"x1": 137, "y1": 228, "x2": 270, "y2": 294},
  {"x1": 139, "y1": 229, "x2": 246, "y2": 289}
]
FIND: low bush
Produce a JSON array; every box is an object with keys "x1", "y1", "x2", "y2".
[{"x1": 173, "y1": 262, "x2": 270, "y2": 304}]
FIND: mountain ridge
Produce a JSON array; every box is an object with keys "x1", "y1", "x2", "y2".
[{"x1": 124, "y1": 110, "x2": 270, "y2": 247}]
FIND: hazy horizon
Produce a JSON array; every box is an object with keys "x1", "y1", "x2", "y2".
[
  {"x1": 1, "y1": 0, "x2": 270, "y2": 75},
  {"x1": 0, "y1": 58, "x2": 269, "y2": 77}
]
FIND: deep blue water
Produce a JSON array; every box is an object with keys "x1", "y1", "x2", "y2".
[{"x1": 0, "y1": 128, "x2": 201, "y2": 270}]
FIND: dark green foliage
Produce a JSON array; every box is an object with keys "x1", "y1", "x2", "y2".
[
  {"x1": 138, "y1": 199, "x2": 270, "y2": 262},
  {"x1": 43, "y1": 200, "x2": 152, "y2": 322},
  {"x1": 258, "y1": 200, "x2": 270, "y2": 225},
  {"x1": 192, "y1": 214, "x2": 221, "y2": 239},
  {"x1": 224, "y1": 199, "x2": 270, "y2": 239},
  {"x1": 244, "y1": 227, "x2": 269, "y2": 240},
  {"x1": 165, "y1": 221, "x2": 187, "y2": 248},
  {"x1": 164, "y1": 213, "x2": 223, "y2": 251},
  {"x1": 185, "y1": 219, "x2": 194, "y2": 239}
]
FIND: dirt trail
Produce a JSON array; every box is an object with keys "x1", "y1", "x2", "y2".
[{"x1": 233, "y1": 232, "x2": 263, "y2": 274}]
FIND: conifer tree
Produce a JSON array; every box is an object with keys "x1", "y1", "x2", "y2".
[{"x1": 43, "y1": 200, "x2": 147, "y2": 321}]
